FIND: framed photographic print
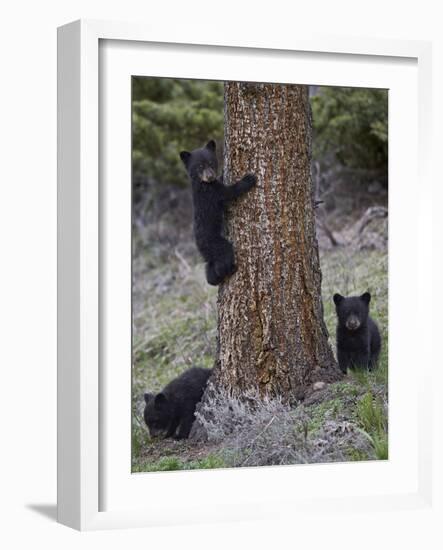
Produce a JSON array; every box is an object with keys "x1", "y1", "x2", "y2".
[{"x1": 57, "y1": 19, "x2": 434, "y2": 531}]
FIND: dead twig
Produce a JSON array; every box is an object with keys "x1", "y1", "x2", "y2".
[{"x1": 355, "y1": 206, "x2": 388, "y2": 235}]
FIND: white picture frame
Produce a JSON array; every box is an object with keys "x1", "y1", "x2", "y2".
[{"x1": 57, "y1": 19, "x2": 434, "y2": 531}]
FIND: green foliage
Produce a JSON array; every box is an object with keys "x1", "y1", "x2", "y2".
[
  {"x1": 355, "y1": 391, "x2": 388, "y2": 459},
  {"x1": 132, "y1": 454, "x2": 226, "y2": 473},
  {"x1": 311, "y1": 87, "x2": 388, "y2": 174},
  {"x1": 356, "y1": 392, "x2": 385, "y2": 434},
  {"x1": 371, "y1": 432, "x2": 389, "y2": 460},
  {"x1": 347, "y1": 448, "x2": 370, "y2": 462},
  {"x1": 307, "y1": 397, "x2": 343, "y2": 434},
  {"x1": 132, "y1": 79, "x2": 388, "y2": 190},
  {"x1": 132, "y1": 77, "x2": 224, "y2": 186}
]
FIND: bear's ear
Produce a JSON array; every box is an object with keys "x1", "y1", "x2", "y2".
[
  {"x1": 360, "y1": 292, "x2": 371, "y2": 304},
  {"x1": 154, "y1": 393, "x2": 168, "y2": 408},
  {"x1": 144, "y1": 392, "x2": 154, "y2": 404},
  {"x1": 180, "y1": 151, "x2": 191, "y2": 165},
  {"x1": 205, "y1": 139, "x2": 216, "y2": 152},
  {"x1": 333, "y1": 293, "x2": 344, "y2": 305}
]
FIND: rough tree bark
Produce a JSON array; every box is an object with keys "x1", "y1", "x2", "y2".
[{"x1": 210, "y1": 82, "x2": 341, "y2": 402}]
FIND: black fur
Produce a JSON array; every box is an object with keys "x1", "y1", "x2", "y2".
[
  {"x1": 143, "y1": 367, "x2": 212, "y2": 440},
  {"x1": 180, "y1": 140, "x2": 257, "y2": 285},
  {"x1": 333, "y1": 292, "x2": 381, "y2": 373}
]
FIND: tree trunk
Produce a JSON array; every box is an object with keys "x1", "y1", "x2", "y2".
[{"x1": 213, "y1": 82, "x2": 341, "y2": 402}]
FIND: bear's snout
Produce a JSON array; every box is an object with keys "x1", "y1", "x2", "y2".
[
  {"x1": 345, "y1": 315, "x2": 361, "y2": 331},
  {"x1": 201, "y1": 167, "x2": 216, "y2": 183}
]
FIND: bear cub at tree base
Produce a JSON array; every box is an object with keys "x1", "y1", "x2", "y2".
[
  {"x1": 144, "y1": 367, "x2": 212, "y2": 440},
  {"x1": 180, "y1": 140, "x2": 257, "y2": 286},
  {"x1": 333, "y1": 292, "x2": 381, "y2": 373}
]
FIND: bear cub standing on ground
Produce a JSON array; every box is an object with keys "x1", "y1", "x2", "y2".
[
  {"x1": 144, "y1": 367, "x2": 212, "y2": 440},
  {"x1": 180, "y1": 140, "x2": 257, "y2": 285},
  {"x1": 333, "y1": 292, "x2": 381, "y2": 373}
]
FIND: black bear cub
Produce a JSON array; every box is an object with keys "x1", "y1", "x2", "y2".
[
  {"x1": 144, "y1": 367, "x2": 212, "y2": 440},
  {"x1": 180, "y1": 140, "x2": 256, "y2": 286},
  {"x1": 333, "y1": 292, "x2": 381, "y2": 373}
]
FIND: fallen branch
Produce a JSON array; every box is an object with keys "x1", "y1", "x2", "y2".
[{"x1": 355, "y1": 206, "x2": 388, "y2": 235}]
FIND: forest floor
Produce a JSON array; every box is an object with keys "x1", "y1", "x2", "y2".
[{"x1": 131, "y1": 186, "x2": 388, "y2": 473}]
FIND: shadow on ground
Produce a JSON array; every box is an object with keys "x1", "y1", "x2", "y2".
[{"x1": 26, "y1": 504, "x2": 57, "y2": 522}]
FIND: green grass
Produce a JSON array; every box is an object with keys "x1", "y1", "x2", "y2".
[
  {"x1": 132, "y1": 454, "x2": 226, "y2": 473},
  {"x1": 307, "y1": 397, "x2": 343, "y2": 434},
  {"x1": 356, "y1": 392, "x2": 385, "y2": 433},
  {"x1": 355, "y1": 391, "x2": 388, "y2": 459}
]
